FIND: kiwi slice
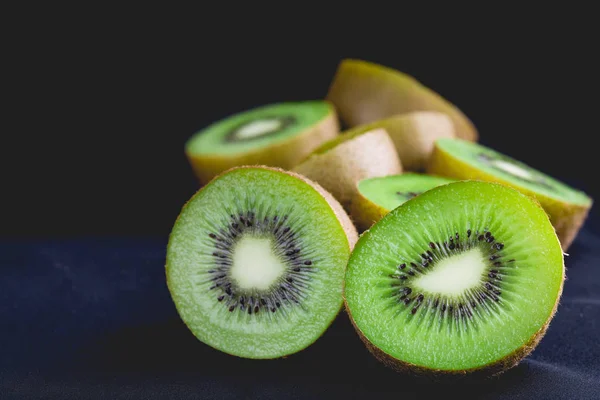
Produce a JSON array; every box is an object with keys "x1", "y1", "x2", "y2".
[
  {"x1": 351, "y1": 173, "x2": 456, "y2": 231},
  {"x1": 293, "y1": 128, "x2": 402, "y2": 210},
  {"x1": 326, "y1": 59, "x2": 478, "y2": 141},
  {"x1": 166, "y1": 166, "x2": 358, "y2": 359},
  {"x1": 185, "y1": 101, "x2": 339, "y2": 183},
  {"x1": 427, "y1": 138, "x2": 593, "y2": 251},
  {"x1": 344, "y1": 181, "x2": 564, "y2": 376}
]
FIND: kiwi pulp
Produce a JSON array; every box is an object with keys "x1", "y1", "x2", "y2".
[
  {"x1": 427, "y1": 138, "x2": 593, "y2": 250},
  {"x1": 166, "y1": 166, "x2": 357, "y2": 359},
  {"x1": 185, "y1": 101, "x2": 339, "y2": 184},
  {"x1": 344, "y1": 181, "x2": 564, "y2": 376},
  {"x1": 326, "y1": 59, "x2": 478, "y2": 141},
  {"x1": 351, "y1": 173, "x2": 456, "y2": 231}
]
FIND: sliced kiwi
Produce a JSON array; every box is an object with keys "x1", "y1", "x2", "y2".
[
  {"x1": 166, "y1": 166, "x2": 357, "y2": 359},
  {"x1": 185, "y1": 101, "x2": 339, "y2": 184},
  {"x1": 293, "y1": 128, "x2": 402, "y2": 210},
  {"x1": 344, "y1": 181, "x2": 564, "y2": 376},
  {"x1": 351, "y1": 173, "x2": 456, "y2": 231},
  {"x1": 326, "y1": 59, "x2": 478, "y2": 141},
  {"x1": 427, "y1": 138, "x2": 593, "y2": 251}
]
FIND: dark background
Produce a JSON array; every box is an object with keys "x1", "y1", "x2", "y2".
[
  {"x1": 4, "y1": 14, "x2": 599, "y2": 239},
  {"x1": 3, "y1": 10, "x2": 600, "y2": 399}
]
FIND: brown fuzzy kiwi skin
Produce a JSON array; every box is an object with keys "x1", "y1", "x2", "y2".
[
  {"x1": 293, "y1": 128, "x2": 402, "y2": 211},
  {"x1": 165, "y1": 165, "x2": 358, "y2": 360},
  {"x1": 350, "y1": 189, "x2": 389, "y2": 233},
  {"x1": 325, "y1": 59, "x2": 478, "y2": 142},
  {"x1": 339, "y1": 111, "x2": 456, "y2": 171},
  {"x1": 342, "y1": 197, "x2": 565, "y2": 380},
  {"x1": 426, "y1": 143, "x2": 592, "y2": 251},
  {"x1": 185, "y1": 104, "x2": 340, "y2": 185}
]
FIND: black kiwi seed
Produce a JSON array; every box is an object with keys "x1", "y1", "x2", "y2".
[
  {"x1": 387, "y1": 227, "x2": 511, "y2": 323},
  {"x1": 206, "y1": 211, "x2": 315, "y2": 316}
]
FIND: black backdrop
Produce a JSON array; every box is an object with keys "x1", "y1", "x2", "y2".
[
  {"x1": 4, "y1": 17, "x2": 599, "y2": 238},
  {"x1": 3, "y1": 10, "x2": 600, "y2": 400}
]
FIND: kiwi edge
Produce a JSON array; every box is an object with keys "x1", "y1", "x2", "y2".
[{"x1": 427, "y1": 144, "x2": 592, "y2": 251}]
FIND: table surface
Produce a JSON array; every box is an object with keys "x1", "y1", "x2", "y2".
[{"x1": 1, "y1": 223, "x2": 599, "y2": 399}]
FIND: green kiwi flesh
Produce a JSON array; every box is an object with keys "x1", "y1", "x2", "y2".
[
  {"x1": 186, "y1": 101, "x2": 333, "y2": 155},
  {"x1": 358, "y1": 173, "x2": 456, "y2": 210},
  {"x1": 344, "y1": 181, "x2": 564, "y2": 375},
  {"x1": 166, "y1": 166, "x2": 357, "y2": 359}
]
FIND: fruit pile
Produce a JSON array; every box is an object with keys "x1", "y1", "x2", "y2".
[{"x1": 166, "y1": 59, "x2": 593, "y2": 377}]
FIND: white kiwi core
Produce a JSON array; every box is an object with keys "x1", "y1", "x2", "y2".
[
  {"x1": 490, "y1": 159, "x2": 535, "y2": 181},
  {"x1": 412, "y1": 248, "x2": 487, "y2": 297},
  {"x1": 230, "y1": 235, "x2": 286, "y2": 290},
  {"x1": 236, "y1": 119, "x2": 283, "y2": 139}
]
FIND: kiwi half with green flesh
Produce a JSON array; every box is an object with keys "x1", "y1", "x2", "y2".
[
  {"x1": 185, "y1": 101, "x2": 339, "y2": 184},
  {"x1": 351, "y1": 173, "x2": 456, "y2": 231},
  {"x1": 427, "y1": 138, "x2": 592, "y2": 251},
  {"x1": 166, "y1": 166, "x2": 357, "y2": 359},
  {"x1": 293, "y1": 128, "x2": 402, "y2": 210},
  {"x1": 344, "y1": 180, "x2": 564, "y2": 376},
  {"x1": 326, "y1": 59, "x2": 478, "y2": 142}
]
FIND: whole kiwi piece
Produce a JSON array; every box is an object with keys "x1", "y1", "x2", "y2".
[
  {"x1": 344, "y1": 180, "x2": 564, "y2": 378},
  {"x1": 166, "y1": 166, "x2": 358, "y2": 359}
]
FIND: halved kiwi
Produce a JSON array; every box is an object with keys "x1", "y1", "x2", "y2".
[
  {"x1": 293, "y1": 128, "x2": 402, "y2": 210},
  {"x1": 166, "y1": 166, "x2": 358, "y2": 359},
  {"x1": 427, "y1": 138, "x2": 593, "y2": 251},
  {"x1": 351, "y1": 173, "x2": 456, "y2": 231},
  {"x1": 326, "y1": 59, "x2": 478, "y2": 141},
  {"x1": 185, "y1": 101, "x2": 339, "y2": 184},
  {"x1": 344, "y1": 181, "x2": 564, "y2": 376}
]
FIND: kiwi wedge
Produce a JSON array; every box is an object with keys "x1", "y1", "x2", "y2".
[
  {"x1": 185, "y1": 101, "x2": 339, "y2": 184},
  {"x1": 326, "y1": 59, "x2": 478, "y2": 141},
  {"x1": 166, "y1": 166, "x2": 357, "y2": 359},
  {"x1": 293, "y1": 128, "x2": 402, "y2": 210},
  {"x1": 351, "y1": 173, "x2": 456, "y2": 231},
  {"x1": 427, "y1": 138, "x2": 593, "y2": 251},
  {"x1": 344, "y1": 181, "x2": 564, "y2": 376}
]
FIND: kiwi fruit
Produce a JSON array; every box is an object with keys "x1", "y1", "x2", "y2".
[
  {"x1": 166, "y1": 166, "x2": 358, "y2": 359},
  {"x1": 333, "y1": 111, "x2": 455, "y2": 171},
  {"x1": 293, "y1": 128, "x2": 402, "y2": 210},
  {"x1": 351, "y1": 173, "x2": 456, "y2": 231},
  {"x1": 427, "y1": 138, "x2": 593, "y2": 251},
  {"x1": 344, "y1": 180, "x2": 565, "y2": 377},
  {"x1": 326, "y1": 59, "x2": 478, "y2": 142},
  {"x1": 185, "y1": 101, "x2": 339, "y2": 184}
]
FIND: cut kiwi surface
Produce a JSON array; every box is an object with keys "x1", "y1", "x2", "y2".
[
  {"x1": 344, "y1": 181, "x2": 564, "y2": 376},
  {"x1": 166, "y1": 166, "x2": 358, "y2": 359},
  {"x1": 427, "y1": 138, "x2": 593, "y2": 250},
  {"x1": 351, "y1": 173, "x2": 456, "y2": 231},
  {"x1": 185, "y1": 101, "x2": 339, "y2": 184},
  {"x1": 326, "y1": 59, "x2": 478, "y2": 141},
  {"x1": 293, "y1": 128, "x2": 402, "y2": 210}
]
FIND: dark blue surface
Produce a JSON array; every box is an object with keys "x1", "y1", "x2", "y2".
[{"x1": 1, "y1": 227, "x2": 599, "y2": 399}]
